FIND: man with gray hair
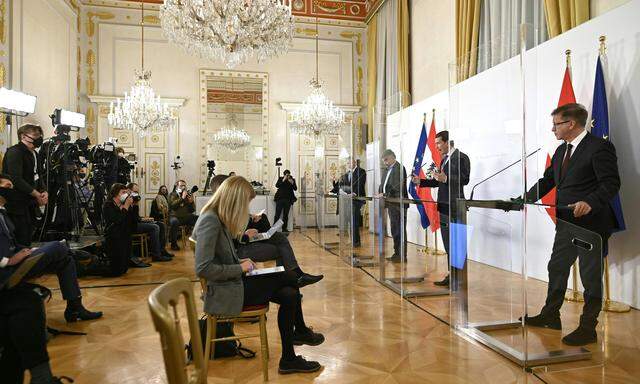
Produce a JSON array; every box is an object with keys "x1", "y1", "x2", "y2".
[{"x1": 377, "y1": 149, "x2": 408, "y2": 262}]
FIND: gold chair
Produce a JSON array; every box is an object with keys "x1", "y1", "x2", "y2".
[
  {"x1": 180, "y1": 225, "x2": 194, "y2": 250},
  {"x1": 132, "y1": 233, "x2": 149, "y2": 260},
  {"x1": 199, "y1": 278, "x2": 270, "y2": 381},
  {"x1": 148, "y1": 278, "x2": 206, "y2": 384}
]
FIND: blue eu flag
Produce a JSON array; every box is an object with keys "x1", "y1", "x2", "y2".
[{"x1": 591, "y1": 56, "x2": 626, "y2": 233}]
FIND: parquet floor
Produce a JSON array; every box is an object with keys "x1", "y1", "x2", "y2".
[{"x1": 33, "y1": 231, "x2": 639, "y2": 383}]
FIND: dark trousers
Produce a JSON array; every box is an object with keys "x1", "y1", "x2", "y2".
[
  {"x1": 135, "y1": 222, "x2": 161, "y2": 257},
  {"x1": 352, "y1": 200, "x2": 364, "y2": 245},
  {"x1": 27, "y1": 241, "x2": 81, "y2": 301},
  {"x1": 8, "y1": 209, "x2": 34, "y2": 247},
  {"x1": 274, "y1": 199, "x2": 292, "y2": 231},
  {"x1": 237, "y1": 232, "x2": 300, "y2": 271},
  {"x1": 440, "y1": 213, "x2": 451, "y2": 265},
  {"x1": 541, "y1": 228, "x2": 606, "y2": 329},
  {"x1": 387, "y1": 204, "x2": 407, "y2": 257},
  {"x1": 243, "y1": 271, "x2": 306, "y2": 360},
  {"x1": 169, "y1": 214, "x2": 198, "y2": 243},
  {"x1": 0, "y1": 287, "x2": 49, "y2": 383}
]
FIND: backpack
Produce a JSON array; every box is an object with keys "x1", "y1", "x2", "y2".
[{"x1": 187, "y1": 316, "x2": 256, "y2": 360}]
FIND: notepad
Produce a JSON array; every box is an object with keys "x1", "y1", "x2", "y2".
[{"x1": 246, "y1": 266, "x2": 285, "y2": 276}]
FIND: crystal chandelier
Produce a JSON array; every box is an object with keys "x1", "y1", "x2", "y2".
[
  {"x1": 211, "y1": 113, "x2": 251, "y2": 152},
  {"x1": 108, "y1": 2, "x2": 172, "y2": 137},
  {"x1": 160, "y1": 0, "x2": 295, "y2": 68},
  {"x1": 291, "y1": 18, "x2": 345, "y2": 137}
]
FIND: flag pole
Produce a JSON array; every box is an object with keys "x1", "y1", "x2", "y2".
[
  {"x1": 595, "y1": 35, "x2": 630, "y2": 313},
  {"x1": 563, "y1": 49, "x2": 585, "y2": 303}
]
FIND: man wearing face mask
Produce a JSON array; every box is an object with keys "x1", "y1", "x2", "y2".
[
  {"x1": 168, "y1": 180, "x2": 198, "y2": 250},
  {"x1": 2, "y1": 124, "x2": 49, "y2": 246}
]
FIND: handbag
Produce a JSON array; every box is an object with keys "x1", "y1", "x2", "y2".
[{"x1": 187, "y1": 316, "x2": 256, "y2": 360}]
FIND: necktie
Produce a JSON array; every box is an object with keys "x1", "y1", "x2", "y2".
[{"x1": 561, "y1": 143, "x2": 573, "y2": 178}]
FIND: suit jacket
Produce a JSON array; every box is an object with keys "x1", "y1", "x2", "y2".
[
  {"x1": 274, "y1": 176, "x2": 298, "y2": 202},
  {"x1": 526, "y1": 132, "x2": 620, "y2": 235},
  {"x1": 351, "y1": 166, "x2": 367, "y2": 197},
  {"x1": 192, "y1": 211, "x2": 244, "y2": 316},
  {"x1": 0, "y1": 209, "x2": 27, "y2": 288},
  {"x1": 1, "y1": 142, "x2": 42, "y2": 215},
  {"x1": 379, "y1": 162, "x2": 408, "y2": 208},
  {"x1": 419, "y1": 149, "x2": 471, "y2": 215}
]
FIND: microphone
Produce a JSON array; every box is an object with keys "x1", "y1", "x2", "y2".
[{"x1": 470, "y1": 147, "x2": 542, "y2": 200}]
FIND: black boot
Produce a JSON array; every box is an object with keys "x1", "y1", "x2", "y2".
[
  {"x1": 434, "y1": 275, "x2": 450, "y2": 287},
  {"x1": 65, "y1": 299, "x2": 103, "y2": 323},
  {"x1": 278, "y1": 355, "x2": 322, "y2": 374},
  {"x1": 562, "y1": 326, "x2": 597, "y2": 346},
  {"x1": 519, "y1": 313, "x2": 562, "y2": 330},
  {"x1": 292, "y1": 327, "x2": 325, "y2": 346}
]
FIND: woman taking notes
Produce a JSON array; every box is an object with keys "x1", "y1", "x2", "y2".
[{"x1": 192, "y1": 176, "x2": 324, "y2": 374}]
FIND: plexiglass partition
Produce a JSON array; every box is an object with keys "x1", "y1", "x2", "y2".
[
  {"x1": 337, "y1": 120, "x2": 354, "y2": 264},
  {"x1": 448, "y1": 22, "x2": 605, "y2": 371}
]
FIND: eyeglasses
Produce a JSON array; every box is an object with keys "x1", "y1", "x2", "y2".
[{"x1": 552, "y1": 120, "x2": 571, "y2": 128}]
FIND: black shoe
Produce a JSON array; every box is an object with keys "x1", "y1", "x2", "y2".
[
  {"x1": 297, "y1": 273, "x2": 324, "y2": 288},
  {"x1": 161, "y1": 249, "x2": 175, "y2": 258},
  {"x1": 152, "y1": 254, "x2": 172, "y2": 262},
  {"x1": 520, "y1": 313, "x2": 562, "y2": 330},
  {"x1": 129, "y1": 257, "x2": 151, "y2": 268},
  {"x1": 434, "y1": 275, "x2": 450, "y2": 287},
  {"x1": 170, "y1": 242, "x2": 180, "y2": 251},
  {"x1": 293, "y1": 327, "x2": 325, "y2": 346},
  {"x1": 388, "y1": 255, "x2": 407, "y2": 263},
  {"x1": 279, "y1": 355, "x2": 322, "y2": 374},
  {"x1": 385, "y1": 253, "x2": 398, "y2": 260},
  {"x1": 64, "y1": 307, "x2": 103, "y2": 323},
  {"x1": 352, "y1": 242, "x2": 361, "y2": 248},
  {"x1": 562, "y1": 326, "x2": 597, "y2": 346},
  {"x1": 52, "y1": 376, "x2": 74, "y2": 383}
]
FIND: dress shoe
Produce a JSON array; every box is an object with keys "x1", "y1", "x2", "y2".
[
  {"x1": 434, "y1": 275, "x2": 450, "y2": 287},
  {"x1": 297, "y1": 273, "x2": 324, "y2": 288},
  {"x1": 292, "y1": 327, "x2": 325, "y2": 346},
  {"x1": 161, "y1": 249, "x2": 175, "y2": 258},
  {"x1": 388, "y1": 255, "x2": 407, "y2": 263},
  {"x1": 279, "y1": 355, "x2": 322, "y2": 374},
  {"x1": 170, "y1": 242, "x2": 180, "y2": 251},
  {"x1": 520, "y1": 313, "x2": 562, "y2": 330},
  {"x1": 129, "y1": 257, "x2": 151, "y2": 268},
  {"x1": 562, "y1": 326, "x2": 597, "y2": 346},
  {"x1": 152, "y1": 254, "x2": 172, "y2": 262},
  {"x1": 64, "y1": 307, "x2": 103, "y2": 323},
  {"x1": 385, "y1": 253, "x2": 398, "y2": 260}
]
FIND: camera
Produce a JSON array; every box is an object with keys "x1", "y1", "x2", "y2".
[
  {"x1": 275, "y1": 157, "x2": 282, "y2": 167},
  {"x1": 131, "y1": 192, "x2": 141, "y2": 202},
  {"x1": 207, "y1": 160, "x2": 216, "y2": 171}
]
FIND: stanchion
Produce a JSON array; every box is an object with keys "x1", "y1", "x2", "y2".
[
  {"x1": 603, "y1": 258, "x2": 630, "y2": 313},
  {"x1": 565, "y1": 261, "x2": 584, "y2": 302}
]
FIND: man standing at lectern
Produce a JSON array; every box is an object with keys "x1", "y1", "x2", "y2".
[
  {"x1": 377, "y1": 150, "x2": 408, "y2": 263},
  {"x1": 523, "y1": 103, "x2": 620, "y2": 346},
  {"x1": 411, "y1": 131, "x2": 470, "y2": 287}
]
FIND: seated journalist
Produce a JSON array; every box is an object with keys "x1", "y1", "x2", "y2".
[{"x1": 192, "y1": 176, "x2": 324, "y2": 374}]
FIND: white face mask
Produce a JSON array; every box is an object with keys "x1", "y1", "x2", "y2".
[
  {"x1": 120, "y1": 194, "x2": 128, "y2": 203},
  {"x1": 175, "y1": 188, "x2": 183, "y2": 194}
]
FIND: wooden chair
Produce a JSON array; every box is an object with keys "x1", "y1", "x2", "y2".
[
  {"x1": 148, "y1": 278, "x2": 206, "y2": 384},
  {"x1": 180, "y1": 225, "x2": 194, "y2": 250},
  {"x1": 189, "y1": 239, "x2": 270, "y2": 381},
  {"x1": 132, "y1": 233, "x2": 149, "y2": 260}
]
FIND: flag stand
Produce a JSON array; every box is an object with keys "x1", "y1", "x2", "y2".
[
  {"x1": 603, "y1": 258, "x2": 630, "y2": 312},
  {"x1": 565, "y1": 262, "x2": 583, "y2": 302}
]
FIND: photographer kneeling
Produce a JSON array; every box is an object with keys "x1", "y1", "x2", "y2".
[
  {"x1": 0, "y1": 174, "x2": 102, "y2": 323},
  {"x1": 193, "y1": 176, "x2": 324, "y2": 374},
  {"x1": 102, "y1": 184, "x2": 137, "y2": 276},
  {"x1": 127, "y1": 182, "x2": 173, "y2": 264}
]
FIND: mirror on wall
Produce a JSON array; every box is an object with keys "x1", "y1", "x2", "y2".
[{"x1": 199, "y1": 70, "x2": 269, "y2": 188}]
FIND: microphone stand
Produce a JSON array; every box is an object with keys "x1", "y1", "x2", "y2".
[{"x1": 470, "y1": 147, "x2": 541, "y2": 200}]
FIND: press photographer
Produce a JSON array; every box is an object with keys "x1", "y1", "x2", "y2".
[
  {"x1": 116, "y1": 147, "x2": 134, "y2": 185},
  {"x1": 168, "y1": 180, "x2": 198, "y2": 250},
  {"x1": 2, "y1": 124, "x2": 48, "y2": 246}
]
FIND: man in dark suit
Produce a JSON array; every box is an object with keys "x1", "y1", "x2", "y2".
[
  {"x1": 377, "y1": 149, "x2": 408, "y2": 263},
  {"x1": 523, "y1": 103, "x2": 620, "y2": 346},
  {"x1": 350, "y1": 159, "x2": 367, "y2": 247},
  {"x1": 2, "y1": 124, "x2": 49, "y2": 246},
  {"x1": 411, "y1": 131, "x2": 470, "y2": 286},
  {"x1": 274, "y1": 170, "x2": 297, "y2": 232}
]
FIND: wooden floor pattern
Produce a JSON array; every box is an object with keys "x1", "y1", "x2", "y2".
[{"x1": 33, "y1": 231, "x2": 639, "y2": 383}]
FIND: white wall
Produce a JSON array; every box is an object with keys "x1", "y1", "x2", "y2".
[
  {"x1": 93, "y1": 14, "x2": 357, "y2": 192},
  {"x1": 391, "y1": 0, "x2": 640, "y2": 307},
  {"x1": 11, "y1": 0, "x2": 78, "y2": 139}
]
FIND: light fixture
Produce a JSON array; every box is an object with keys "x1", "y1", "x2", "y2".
[
  {"x1": 160, "y1": 0, "x2": 295, "y2": 69},
  {"x1": 52, "y1": 108, "x2": 86, "y2": 129},
  {"x1": 291, "y1": 17, "x2": 345, "y2": 137},
  {"x1": 108, "y1": 1, "x2": 173, "y2": 137},
  {"x1": 339, "y1": 147, "x2": 350, "y2": 159},
  {"x1": 211, "y1": 113, "x2": 251, "y2": 153},
  {"x1": 0, "y1": 88, "x2": 37, "y2": 116},
  {"x1": 255, "y1": 146, "x2": 264, "y2": 160}
]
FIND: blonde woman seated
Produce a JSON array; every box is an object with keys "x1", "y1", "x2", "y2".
[{"x1": 192, "y1": 176, "x2": 324, "y2": 374}]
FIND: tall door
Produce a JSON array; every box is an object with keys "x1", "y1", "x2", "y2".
[{"x1": 93, "y1": 101, "x2": 178, "y2": 217}]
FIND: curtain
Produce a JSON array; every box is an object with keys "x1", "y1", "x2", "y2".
[
  {"x1": 543, "y1": 0, "x2": 589, "y2": 38},
  {"x1": 456, "y1": 0, "x2": 481, "y2": 82},
  {"x1": 477, "y1": 0, "x2": 548, "y2": 73},
  {"x1": 397, "y1": 0, "x2": 410, "y2": 107},
  {"x1": 367, "y1": 15, "x2": 377, "y2": 142}
]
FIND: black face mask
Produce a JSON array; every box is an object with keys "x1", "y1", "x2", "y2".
[{"x1": 26, "y1": 135, "x2": 43, "y2": 148}]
